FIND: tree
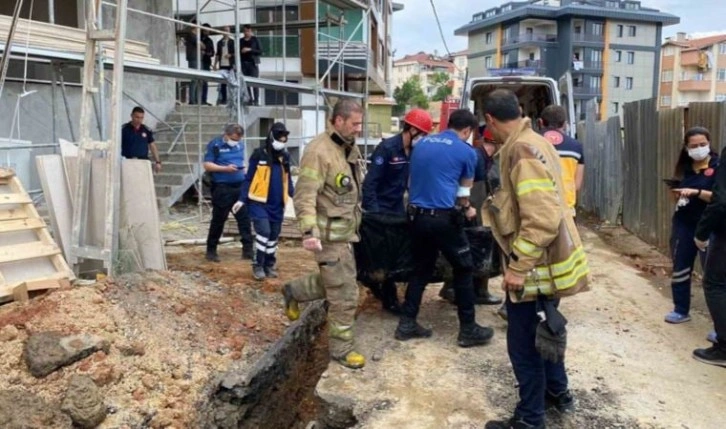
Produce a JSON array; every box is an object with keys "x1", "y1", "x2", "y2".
[
  {"x1": 393, "y1": 75, "x2": 429, "y2": 114},
  {"x1": 430, "y1": 71, "x2": 453, "y2": 102}
]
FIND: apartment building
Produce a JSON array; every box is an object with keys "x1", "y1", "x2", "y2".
[
  {"x1": 454, "y1": 0, "x2": 679, "y2": 119},
  {"x1": 659, "y1": 33, "x2": 726, "y2": 108},
  {"x1": 392, "y1": 52, "x2": 455, "y2": 98},
  {"x1": 447, "y1": 50, "x2": 469, "y2": 99}
]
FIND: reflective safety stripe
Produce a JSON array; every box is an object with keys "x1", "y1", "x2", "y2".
[
  {"x1": 513, "y1": 236, "x2": 543, "y2": 258},
  {"x1": 266, "y1": 246, "x2": 278, "y2": 254},
  {"x1": 522, "y1": 246, "x2": 589, "y2": 295},
  {"x1": 329, "y1": 322, "x2": 354, "y2": 341},
  {"x1": 256, "y1": 235, "x2": 268, "y2": 244},
  {"x1": 672, "y1": 274, "x2": 691, "y2": 284},
  {"x1": 255, "y1": 243, "x2": 266, "y2": 252},
  {"x1": 299, "y1": 167, "x2": 323, "y2": 182},
  {"x1": 516, "y1": 178, "x2": 557, "y2": 197},
  {"x1": 672, "y1": 268, "x2": 690, "y2": 277},
  {"x1": 299, "y1": 215, "x2": 317, "y2": 230}
]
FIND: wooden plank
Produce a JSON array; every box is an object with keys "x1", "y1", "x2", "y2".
[
  {"x1": 12, "y1": 283, "x2": 29, "y2": 302},
  {"x1": 0, "y1": 218, "x2": 45, "y2": 233},
  {"x1": 0, "y1": 208, "x2": 29, "y2": 221},
  {"x1": 0, "y1": 193, "x2": 32, "y2": 204},
  {"x1": 0, "y1": 242, "x2": 61, "y2": 264},
  {"x1": 0, "y1": 168, "x2": 13, "y2": 180},
  {"x1": 0, "y1": 275, "x2": 71, "y2": 301}
]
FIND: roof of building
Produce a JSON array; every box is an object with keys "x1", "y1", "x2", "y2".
[
  {"x1": 454, "y1": 0, "x2": 680, "y2": 36},
  {"x1": 393, "y1": 52, "x2": 455, "y2": 71},
  {"x1": 663, "y1": 34, "x2": 726, "y2": 52},
  {"x1": 368, "y1": 96, "x2": 396, "y2": 106}
]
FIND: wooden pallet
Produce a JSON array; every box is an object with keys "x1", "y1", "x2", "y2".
[{"x1": 0, "y1": 168, "x2": 75, "y2": 304}]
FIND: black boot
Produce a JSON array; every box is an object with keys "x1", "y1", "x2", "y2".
[
  {"x1": 545, "y1": 389, "x2": 575, "y2": 413},
  {"x1": 457, "y1": 322, "x2": 494, "y2": 347},
  {"x1": 485, "y1": 417, "x2": 545, "y2": 429},
  {"x1": 381, "y1": 281, "x2": 402, "y2": 315},
  {"x1": 474, "y1": 277, "x2": 503, "y2": 305},
  {"x1": 395, "y1": 317, "x2": 433, "y2": 341},
  {"x1": 242, "y1": 247, "x2": 254, "y2": 260},
  {"x1": 205, "y1": 251, "x2": 220, "y2": 263},
  {"x1": 438, "y1": 282, "x2": 456, "y2": 304}
]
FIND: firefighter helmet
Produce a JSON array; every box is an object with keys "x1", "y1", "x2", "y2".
[{"x1": 403, "y1": 108, "x2": 433, "y2": 134}]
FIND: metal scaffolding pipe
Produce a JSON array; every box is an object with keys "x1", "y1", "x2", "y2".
[{"x1": 48, "y1": 0, "x2": 54, "y2": 24}]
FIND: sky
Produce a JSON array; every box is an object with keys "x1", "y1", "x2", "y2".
[{"x1": 391, "y1": 0, "x2": 722, "y2": 59}]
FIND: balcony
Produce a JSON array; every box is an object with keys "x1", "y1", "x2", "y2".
[
  {"x1": 502, "y1": 33, "x2": 557, "y2": 46},
  {"x1": 572, "y1": 33, "x2": 605, "y2": 43},
  {"x1": 258, "y1": 35, "x2": 300, "y2": 57},
  {"x1": 489, "y1": 60, "x2": 547, "y2": 76},
  {"x1": 572, "y1": 60, "x2": 603, "y2": 71},
  {"x1": 678, "y1": 79, "x2": 712, "y2": 92},
  {"x1": 573, "y1": 85, "x2": 602, "y2": 96}
]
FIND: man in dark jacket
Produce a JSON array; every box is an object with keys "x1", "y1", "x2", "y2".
[
  {"x1": 215, "y1": 26, "x2": 235, "y2": 105},
  {"x1": 693, "y1": 146, "x2": 726, "y2": 367},
  {"x1": 240, "y1": 24, "x2": 262, "y2": 105},
  {"x1": 199, "y1": 23, "x2": 215, "y2": 106}
]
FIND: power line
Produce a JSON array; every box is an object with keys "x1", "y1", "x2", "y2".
[{"x1": 429, "y1": 0, "x2": 463, "y2": 74}]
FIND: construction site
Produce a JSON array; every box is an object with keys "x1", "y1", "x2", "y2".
[{"x1": 1, "y1": 0, "x2": 726, "y2": 428}]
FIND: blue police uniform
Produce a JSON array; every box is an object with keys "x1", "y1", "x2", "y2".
[
  {"x1": 362, "y1": 134, "x2": 409, "y2": 215},
  {"x1": 401, "y1": 129, "x2": 482, "y2": 329},
  {"x1": 670, "y1": 154, "x2": 720, "y2": 317},
  {"x1": 203, "y1": 136, "x2": 253, "y2": 259},
  {"x1": 121, "y1": 122, "x2": 155, "y2": 159}
]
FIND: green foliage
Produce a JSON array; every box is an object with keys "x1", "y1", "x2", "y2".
[
  {"x1": 393, "y1": 75, "x2": 429, "y2": 113},
  {"x1": 430, "y1": 72, "x2": 452, "y2": 102}
]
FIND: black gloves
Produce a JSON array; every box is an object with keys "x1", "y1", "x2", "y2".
[{"x1": 535, "y1": 297, "x2": 568, "y2": 363}]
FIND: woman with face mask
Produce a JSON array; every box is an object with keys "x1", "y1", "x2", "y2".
[
  {"x1": 233, "y1": 122, "x2": 295, "y2": 280},
  {"x1": 665, "y1": 126, "x2": 720, "y2": 325}
]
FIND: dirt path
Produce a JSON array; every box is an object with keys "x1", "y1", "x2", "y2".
[{"x1": 316, "y1": 229, "x2": 726, "y2": 429}]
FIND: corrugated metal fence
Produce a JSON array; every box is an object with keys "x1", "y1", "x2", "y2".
[{"x1": 582, "y1": 98, "x2": 726, "y2": 251}]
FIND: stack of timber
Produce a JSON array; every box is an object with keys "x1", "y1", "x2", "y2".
[
  {"x1": 0, "y1": 15, "x2": 160, "y2": 64},
  {"x1": 0, "y1": 168, "x2": 75, "y2": 304}
]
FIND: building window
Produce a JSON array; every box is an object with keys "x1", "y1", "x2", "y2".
[
  {"x1": 590, "y1": 76, "x2": 602, "y2": 89},
  {"x1": 592, "y1": 23, "x2": 604, "y2": 36},
  {"x1": 627, "y1": 51, "x2": 635, "y2": 64},
  {"x1": 485, "y1": 56, "x2": 493, "y2": 69},
  {"x1": 617, "y1": 25, "x2": 623, "y2": 38},
  {"x1": 628, "y1": 26, "x2": 637, "y2": 37},
  {"x1": 264, "y1": 80, "x2": 300, "y2": 105},
  {"x1": 486, "y1": 10, "x2": 496, "y2": 18},
  {"x1": 615, "y1": 50, "x2": 622, "y2": 62},
  {"x1": 613, "y1": 102, "x2": 619, "y2": 114},
  {"x1": 606, "y1": 1, "x2": 619, "y2": 7},
  {"x1": 625, "y1": 2, "x2": 640, "y2": 10},
  {"x1": 626, "y1": 77, "x2": 633, "y2": 89},
  {"x1": 716, "y1": 94, "x2": 726, "y2": 102},
  {"x1": 662, "y1": 70, "x2": 673, "y2": 82},
  {"x1": 486, "y1": 32, "x2": 493, "y2": 44},
  {"x1": 718, "y1": 69, "x2": 726, "y2": 81},
  {"x1": 502, "y1": 5, "x2": 512, "y2": 12},
  {"x1": 256, "y1": 5, "x2": 300, "y2": 57},
  {"x1": 591, "y1": 49, "x2": 603, "y2": 63},
  {"x1": 663, "y1": 46, "x2": 675, "y2": 56},
  {"x1": 661, "y1": 96, "x2": 671, "y2": 106},
  {"x1": 720, "y1": 43, "x2": 726, "y2": 55},
  {"x1": 613, "y1": 76, "x2": 620, "y2": 88}
]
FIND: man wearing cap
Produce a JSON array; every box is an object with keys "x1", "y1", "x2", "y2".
[
  {"x1": 361, "y1": 108, "x2": 433, "y2": 314},
  {"x1": 233, "y1": 122, "x2": 295, "y2": 280}
]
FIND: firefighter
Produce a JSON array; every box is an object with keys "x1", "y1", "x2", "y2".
[
  {"x1": 361, "y1": 108, "x2": 433, "y2": 314},
  {"x1": 439, "y1": 127, "x2": 503, "y2": 306},
  {"x1": 281, "y1": 99, "x2": 366, "y2": 369},
  {"x1": 481, "y1": 89, "x2": 589, "y2": 429}
]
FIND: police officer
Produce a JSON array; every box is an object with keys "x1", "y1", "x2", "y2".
[
  {"x1": 203, "y1": 123, "x2": 254, "y2": 262},
  {"x1": 361, "y1": 108, "x2": 433, "y2": 313},
  {"x1": 282, "y1": 99, "x2": 366, "y2": 369},
  {"x1": 121, "y1": 107, "x2": 162, "y2": 173},
  {"x1": 395, "y1": 108, "x2": 494, "y2": 348}
]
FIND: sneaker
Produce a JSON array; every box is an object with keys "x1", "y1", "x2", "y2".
[
  {"x1": 484, "y1": 417, "x2": 545, "y2": 429},
  {"x1": 205, "y1": 252, "x2": 220, "y2": 263},
  {"x1": 497, "y1": 304, "x2": 508, "y2": 321},
  {"x1": 265, "y1": 266, "x2": 279, "y2": 278},
  {"x1": 545, "y1": 389, "x2": 575, "y2": 413},
  {"x1": 282, "y1": 284, "x2": 300, "y2": 321},
  {"x1": 693, "y1": 345, "x2": 726, "y2": 367},
  {"x1": 333, "y1": 351, "x2": 365, "y2": 369},
  {"x1": 395, "y1": 317, "x2": 433, "y2": 341},
  {"x1": 664, "y1": 311, "x2": 691, "y2": 324},
  {"x1": 707, "y1": 331, "x2": 718, "y2": 344},
  {"x1": 252, "y1": 265, "x2": 266, "y2": 281},
  {"x1": 457, "y1": 322, "x2": 494, "y2": 348}
]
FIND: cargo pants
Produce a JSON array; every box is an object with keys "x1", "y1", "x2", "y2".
[{"x1": 287, "y1": 241, "x2": 358, "y2": 358}]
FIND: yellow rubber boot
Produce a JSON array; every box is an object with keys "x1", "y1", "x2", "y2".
[
  {"x1": 282, "y1": 284, "x2": 300, "y2": 321},
  {"x1": 335, "y1": 351, "x2": 366, "y2": 369}
]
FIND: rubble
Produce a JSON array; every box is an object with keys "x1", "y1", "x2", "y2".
[
  {"x1": 23, "y1": 332, "x2": 110, "y2": 378},
  {"x1": 0, "y1": 388, "x2": 72, "y2": 429},
  {"x1": 60, "y1": 375, "x2": 107, "y2": 428}
]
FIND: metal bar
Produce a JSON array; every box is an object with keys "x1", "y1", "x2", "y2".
[
  {"x1": 48, "y1": 0, "x2": 55, "y2": 24},
  {"x1": 57, "y1": 66, "x2": 77, "y2": 141},
  {"x1": 166, "y1": 121, "x2": 188, "y2": 154},
  {"x1": 0, "y1": 143, "x2": 59, "y2": 150},
  {"x1": 233, "y1": 0, "x2": 242, "y2": 125},
  {"x1": 96, "y1": 0, "x2": 106, "y2": 140},
  {"x1": 314, "y1": 0, "x2": 320, "y2": 137},
  {"x1": 0, "y1": 0, "x2": 25, "y2": 99},
  {"x1": 50, "y1": 63, "x2": 57, "y2": 143},
  {"x1": 362, "y1": 8, "x2": 369, "y2": 160},
  {"x1": 319, "y1": 8, "x2": 370, "y2": 85},
  {"x1": 100, "y1": 1, "x2": 229, "y2": 37},
  {"x1": 197, "y1": 0, "x2": 203, "y2": 221}
]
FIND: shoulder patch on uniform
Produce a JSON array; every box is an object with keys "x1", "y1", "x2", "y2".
[
  {"x1": 543, "y1": 130, "x2": 564, "y2": 145},
  {"x1": 705, "y1": 168, "x2": 715, "y2": 177},
  {"x1": 374, "y1": 156, "x2": 384, "y2": 166}
]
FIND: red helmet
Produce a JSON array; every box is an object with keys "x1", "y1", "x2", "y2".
[
  {"x1": 482, "y1": 128, "x2": 495, "y2": 142},
  {"x1": 403, "y1": 108, "x2": 433, "y2": 134}
]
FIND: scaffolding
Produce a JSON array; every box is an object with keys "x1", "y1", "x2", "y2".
[{"x1": 0, "y1": 0, "x2": 379, "y2": 274}]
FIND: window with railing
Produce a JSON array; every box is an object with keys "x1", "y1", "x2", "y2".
[
  {"x1": 264, "y1": 80, "x2": 300, "y2": 105},
  {"x1": 661, "y1": 96, "x2": 671, "y2": 106},
  {"x1": 718, "y1": 69, "x2": 726, "y2": 81},
  {"x1": 662, "y1": 70, "x2": 673, "y2": 82},
  {"x1": 255, "y1": 5, "x2": 300, "y2": 57}
]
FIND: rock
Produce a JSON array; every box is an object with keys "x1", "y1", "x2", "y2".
[
  {"x1": 0, "y1": 325, "x2": 19, "y2": 342},
  {"x1": 24, "y1": 332, "x2": 111, "y2": 378},
  {"x1": 173, "y1": 304, "x2": 187, "y2": 315},
  {"x1": 118, "y1": 340, "x2": 146, "y2": 357},
  {"x1": 142, "y1": 374, "x2": 157, "y2": 390},
  {"x1": 132, "y1": 387, "x2": 145, "y2": 402},
  {"x1": 60, "y1": 375, "x2": 107, "y2": 428},
  {"x1": 0, "y1": 388, "x2": 73, "y2": 428}
]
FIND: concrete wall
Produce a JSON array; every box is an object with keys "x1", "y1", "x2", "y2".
[
  {"x1": 0, "y1": 0, "x2": 177, "y2": 190},
  {"x1": 607, "y1": 50, "x2": 656, "y2": 116},
  {"x1": 607, "y1": 20, "x2": 658, "y2": 47}
]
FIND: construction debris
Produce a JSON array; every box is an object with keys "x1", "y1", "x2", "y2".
[
  {"x1": 0, "y1": 168, "x2": 75, "y2": 304},
  {"x1": 24, "y1": 331, "x2": 111, "y2": 378},
  {"x1": 60, "y1": 375, "x2": 108, "y2": 428}
]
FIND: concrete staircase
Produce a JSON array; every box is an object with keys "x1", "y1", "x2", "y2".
[{"x1": 153, "y1": 105, "x2": 301, "y2": 209}]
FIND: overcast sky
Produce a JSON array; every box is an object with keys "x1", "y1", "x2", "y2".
[{"x1": 391, "y1": 0, "x2": 720, "y2": 59}]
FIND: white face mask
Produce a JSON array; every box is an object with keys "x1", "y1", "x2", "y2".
[
  {"x1": 272, "y1": 140, "x2": 286, "y2": 151},
  {"x1": 688, "y1": 146, "x2": 710, "y2": 161},
  {"x1": 226, "y1": 139, "x2": 239, "y2": 147}
]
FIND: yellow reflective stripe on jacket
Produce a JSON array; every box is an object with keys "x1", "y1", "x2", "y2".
[
  {"x1": 299, "y1": 214, "x2": 317, "y2": 230},
  {"x1": 516, "y1": 178, "x2": 557, "y2": 197},
  {"x1": 300, "y1": 167, "x2": 323, "y2": 182},
  {"x1": 513, "y1": 236, "x2": 543, "y2": 258},
  {"x1": 523, "y1": 246, "x2": 589, "y2": 294}
]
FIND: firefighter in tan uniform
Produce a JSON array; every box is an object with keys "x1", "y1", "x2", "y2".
[{"x1": 282, "y1": 99, "x2": 366, "y2": 369}]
